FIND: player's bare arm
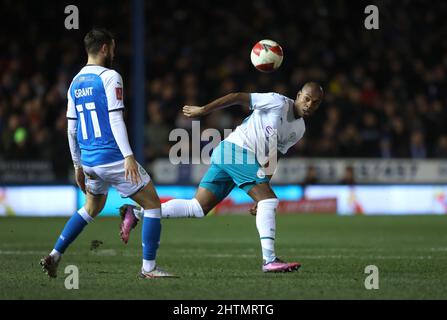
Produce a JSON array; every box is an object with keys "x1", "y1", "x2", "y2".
[
  {"x1": 183, "y1": 92, "x2": 250, "y2": 118},
  {"x1": 67, "y1": 115, "x2": 86, "y2": 193}
]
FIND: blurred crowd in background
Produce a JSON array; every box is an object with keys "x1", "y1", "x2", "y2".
[{"x1": 1, "y1": 0, "x2": 447, "y2": 180}]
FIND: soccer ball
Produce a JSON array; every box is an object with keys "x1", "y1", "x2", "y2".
[{"x1": 250, "y1": 39, "x2": 284, "y2": 73}]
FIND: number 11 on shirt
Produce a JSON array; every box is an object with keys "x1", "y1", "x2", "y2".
[{"x1": 75, "y1": 102, "x2": 102, "y2": 139}]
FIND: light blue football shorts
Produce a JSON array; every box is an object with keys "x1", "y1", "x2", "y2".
[{"x1": 199, "y1": 141, "x2": 269, "y2": 201}]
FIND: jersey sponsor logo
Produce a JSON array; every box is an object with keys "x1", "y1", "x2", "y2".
[
  {"x1": 74, "y1": 87, "x2": 93, "y2": 98},
  {"x1": 265, "y1": 125, "x2": 275, "y2": 136},
  {"x1": 287, "y1": 132, "x2": 297, "y2": 143},
  {"x1": 116, "y1": 87, "x2": 123, "y2": 100}
]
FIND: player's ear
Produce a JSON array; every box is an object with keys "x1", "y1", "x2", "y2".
[{"x1": 101, "y1": 43, "x2": 109, "y2": 55}]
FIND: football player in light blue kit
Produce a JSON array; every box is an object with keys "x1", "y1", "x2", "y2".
[
  {"x1": 120, "y1": 82, "x2": 323, "y2": 272},
  {"x1": 40, "y1": 28, "x2": 175, "y2": 279}
]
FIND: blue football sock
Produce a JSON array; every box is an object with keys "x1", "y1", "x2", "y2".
[
  {"x1": 142, "y1": 208, "x2": 162, "y2": 261},
  {"x1": 54, "y1": 208, "x2": 93, "y2": 254}
]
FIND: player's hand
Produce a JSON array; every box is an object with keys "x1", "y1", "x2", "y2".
[
  {"x1": 183, "y1": 105, "x2": 206, "y2": 118},
  {"x1": 124, "y1": 155, "x2": 141, "y2": 185},
  {"x1": 75, "y1": 167, "x2": 86, "y2": 194},
  {"x1": 249, "y1": 203, "x2": 258, "y2": 216}
]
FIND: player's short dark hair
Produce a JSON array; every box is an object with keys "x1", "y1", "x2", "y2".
[
  {"x1": 303, "y1": 82, "x2": 324, "y2": 97},
  {"x1": 84, "y1": 28, "x2": 114, "y2": 55}
]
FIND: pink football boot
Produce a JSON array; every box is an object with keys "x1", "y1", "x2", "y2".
[
  {"x1": 262, "y1": 258, "x2": 301, "y2": 273},
  {"x1": 119, "y1": 204, "x2": 139, "y2": 244}
]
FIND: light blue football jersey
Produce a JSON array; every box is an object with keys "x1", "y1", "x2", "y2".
[{"x1": 67, "y1": 65, "x2": 125, "y2": 167}]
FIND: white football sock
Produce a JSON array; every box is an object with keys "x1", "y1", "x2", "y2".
[
  {"x1": 161, "y1": 198, "x2": 204, "y2": 218},
  {"x1": 77, "y1": 207, "x2": 94, "y2": 223},
  {"x1": 142, "y1": 259, "x2": 156, "y2": 272},
  {"x1": 256, "y1": 198, "x2": 279, "y2": 264},
  {"x1": 50, "y1": 249, "x2": 62, "y2": 262},
  {"x1": 133, "y1": 207, "x2": 143, "y2": 220}
]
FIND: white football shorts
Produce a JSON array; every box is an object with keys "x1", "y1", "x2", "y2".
[{"x1": 82, "y1": 160, "x2": 151, "y2": 198}]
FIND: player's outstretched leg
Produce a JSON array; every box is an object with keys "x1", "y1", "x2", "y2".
[
  {"x1": 119, "y1": 198, "x2": 204, "y2": 243},
  {"x1": 41, "y1": 194, "x2": 106, "y2": 278},
  {"x1": 120, "y1": 197, "x2": 204, "y2": 222},
  {"x1": 248, "y1": 183, "x2": 301, "y2": 273},
  {"x1": 119, "y1": 187, "x2": 218, "y2": 244},
  {"x1": 130, "y1": 182, "x2": 177, "y2": 278}
]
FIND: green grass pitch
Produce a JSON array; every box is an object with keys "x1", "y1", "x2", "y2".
[{"x1": 1, "y1": 214, "x2": 447, "y2": 299}]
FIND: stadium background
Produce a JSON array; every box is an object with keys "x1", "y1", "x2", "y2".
[
  {"x1": 1, "y1": 0, "x2": 447, "y2": 216},
  {"x1": 1, "y1": 0, "x2": 447, "y2": 301}
]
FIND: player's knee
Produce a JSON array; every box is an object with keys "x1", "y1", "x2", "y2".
[
  {"x1": 257, "y1": 198, "x2": 279, "y2": 214},
  {"x1": 248, "y1": 183, "x2": 277, "y2": 202}
]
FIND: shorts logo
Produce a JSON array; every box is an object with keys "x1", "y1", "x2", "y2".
[
  {"x1": 257, "y1": 168, "x2": 266, "y2": 178},
  {"x1": 138, "y1": 165, "x2": 148, "y2": 177},
  {"x1": 115, "y1": 87, "x2": 123, "y2": 100}
]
